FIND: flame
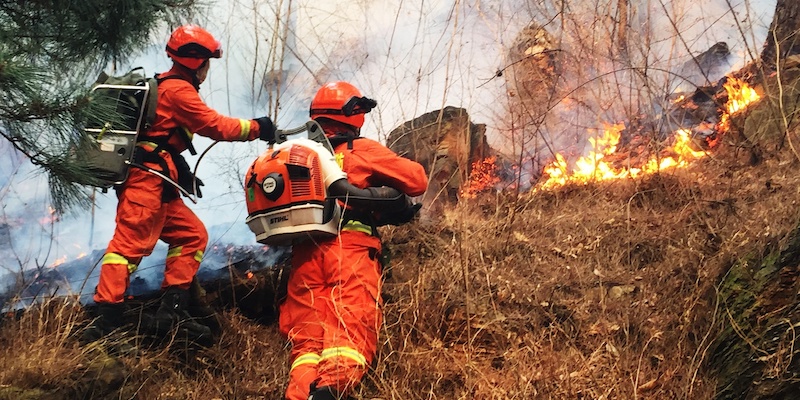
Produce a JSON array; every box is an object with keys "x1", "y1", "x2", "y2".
[
  {"x1": 539, "y1": 123, "x2": 630, "y2": 189},
  {"x1": 724, "y1": 77, "x2": 760, "y2": 114},
  {"x1": 534, "y1": 77, "x2": 760, "y2": 189},
  {"x1": 458, "y1": 77, "x2": 760, "y2": 195},
  {"x1": 461, "y1": 156, "x2": 501, "y2": 198},
  {"x1": 50, "y1": 255, "x2": 68, "y2": 268},
  {"x1": 537, "y1": 125, "x2": 712, "y2": 189},
  {"x1": 719, "y1": 77, "x2": 760, "y2": 131}
]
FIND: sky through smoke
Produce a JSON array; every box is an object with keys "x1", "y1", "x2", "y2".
[{"x1": 0, "y1": 0, "x2": 778, "y2": 291}]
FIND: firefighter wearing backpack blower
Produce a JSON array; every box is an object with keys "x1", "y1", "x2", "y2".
[
  {"x1": 83, "y1": 24, "x2": 277, "y2": 345},
  {"x1": 278, "y1": 81, "x2": 428, "y2": 400}
]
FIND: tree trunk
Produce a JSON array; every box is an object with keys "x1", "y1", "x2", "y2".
[
  {"x1": 710, "y1": 221, "x2": 800, "y2": 399},
  {"x1": 761, "y1": 0, "x2": 800, "y2": 68},
  {"x1": 617, "y1": 0, "x2": 628, "y2": 59}
]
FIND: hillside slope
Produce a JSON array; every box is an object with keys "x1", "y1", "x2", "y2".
[
  {"x1": 2, "y1": 80, "x2": 800, "y2": 400},
  {"x1": 376, "y1": 139, "x2": 800, "y2": 399}
]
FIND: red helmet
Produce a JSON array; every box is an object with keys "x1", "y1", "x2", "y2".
[
  {"x1": 165, "y1": 25, "x2": 222, "y2": 70},
  {"x1": 309, "y1": 81, "x2": 377, "y2": 129}
]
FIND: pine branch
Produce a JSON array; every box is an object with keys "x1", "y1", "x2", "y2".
[{"x1": 0, "y1": 0, "x2": 201, "y2": 214}]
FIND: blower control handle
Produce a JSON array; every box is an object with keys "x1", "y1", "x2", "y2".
[
  {"x1": 273, "y1": 120, "x2": 333, "y2": 152},
  {"x1": 327, "y1": 178, "x2": 408, "y2": 211}
]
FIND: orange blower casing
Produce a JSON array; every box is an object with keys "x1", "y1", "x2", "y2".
[{"x1": 244, "y1": 141, "x2": 341, "y2": 246}]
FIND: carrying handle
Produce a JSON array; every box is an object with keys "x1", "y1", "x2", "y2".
[{"x1": 273, "y1": 120, "x2": 334, "y2": 154}]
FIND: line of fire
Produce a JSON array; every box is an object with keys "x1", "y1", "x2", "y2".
[
  {"x1": 1, "y1": 70, "x2": 760, "y2": 320},
  {"x1": 0, "y1": 21, "x2": 765, "y2": 327}
]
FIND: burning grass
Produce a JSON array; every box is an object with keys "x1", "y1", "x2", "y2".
[
  {"x1": 1, "y1": 87, "x2": 799, "y2": 398},
  {"x1": 3, "y1": 141, "x2": 800, "y2": 399}
]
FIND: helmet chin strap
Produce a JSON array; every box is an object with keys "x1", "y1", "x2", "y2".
[
  {"x1": 316, "y1": 118, "x2": 360, "y2": 136},
  {"x1": 172, "y1": 62, "x2": 204, "y2": 89}
]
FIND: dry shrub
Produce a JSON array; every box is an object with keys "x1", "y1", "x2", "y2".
[
  {"x1": 0, "y1": 298, "x2": 88, "y2": 398},
  {"x1": 2, "y1": 130, "x2": 800, "y2": 399},
  {"x1": 372, "y1": 136, "x2": 800, "y2": 399}
]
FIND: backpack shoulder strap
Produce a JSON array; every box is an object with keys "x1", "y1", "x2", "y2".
[
  {"x1": 328, "y1": 134, "x2": 362, "y2": 150},
  {"x1": 144, "y1": 76, "x2": 158, "y2": 130},
  {"x1": 148, "y1": 73, "x2": 198, "y2": 155}
]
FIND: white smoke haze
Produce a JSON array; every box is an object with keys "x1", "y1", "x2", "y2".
[{"x1": 0, "y1": 0, "x2": 778, "y2": 300}]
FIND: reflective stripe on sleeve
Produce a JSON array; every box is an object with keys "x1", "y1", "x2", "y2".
[
  {"x1": 194, "y1": 250, "x2": 204, "y2": 263},
  {"x1": 342, "y1": 220, "x2": 372, "y2": 235},
  {"x1": 239, "y1": 119, "x2": 252, "y2": 140}
]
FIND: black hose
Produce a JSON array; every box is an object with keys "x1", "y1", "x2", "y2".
[{"x1": 326, "y1": 178, "x2": 408, "y2": 211}]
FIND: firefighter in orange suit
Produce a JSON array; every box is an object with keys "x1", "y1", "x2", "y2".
[
  {"x1": 84, "y1": 24, "x2": 276, "y2": 343},
  {"x1": 279, "y1": 81, "x2": 428, "y2": 400}
]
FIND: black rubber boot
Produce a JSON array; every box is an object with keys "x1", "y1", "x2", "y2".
[
  {"x1": 81, "y1": 302, "x2": 127, "y2": 343},
  {"x1": 308, "y1": 385, "x2": 344, "y2": 400},
  {"x1": 80, "y1": 302, "x2": 138, "y2": 356},
  {"x1": 187, "y1": 277, "x2": 221, "y2": 335},
  {"x1": 153, "y1": 286, "x2": 213, "y2": 346}
]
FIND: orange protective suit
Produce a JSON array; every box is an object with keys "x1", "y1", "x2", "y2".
[
  {"x1": 93, "y1": 65, "x2": 266, "y2": 305},
  {"x1": 278, "y1": 135, "x2": 428, "y2": 400}
]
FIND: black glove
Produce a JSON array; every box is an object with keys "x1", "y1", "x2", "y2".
[
  {"x1": 373, "y1": 202, "x2": 422, "y2": 226},
  {"x1": 174, "y1": 153, "x2": 204, "y2": 198},
  {"x1": 255, "y1": 116, "x2": 276, "y2": 142},
  {"x1": 190, "y1": 176, "x2": 204, "y2": 198},
  {"x1": 178, "y1": 173, "x2": 203, "y2": 198}
]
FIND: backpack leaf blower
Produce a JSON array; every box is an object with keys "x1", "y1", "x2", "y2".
[{"x1": 244, "y1": 121, "x2": 409, "y2": 246}]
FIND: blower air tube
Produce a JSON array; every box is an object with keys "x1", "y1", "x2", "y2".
[{"x1": 327, "y1": 178, "x2": 409, "y2": 211}]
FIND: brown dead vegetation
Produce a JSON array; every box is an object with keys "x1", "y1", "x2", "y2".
[{"x1": 2, "y1": 92, "x2": 800, "y2": 399}]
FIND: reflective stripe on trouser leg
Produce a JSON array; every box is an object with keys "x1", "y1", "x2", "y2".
[
  {"x1": 285, "y1": 352, "x2": 321, "y2": 400},
  {"x1": 320, "y1": 347, "x2": 367, "y2": 367},
  {"x1": 159, "y1": 198, "x2": 208, "y2": 290},
  {"x1": 280, "y1": 247, "x2": 326, "y2": 400},
  {"x1": 310, "y1": 231, "x2": 383, "y2": 394},
  {"x1": 94, "y1": 252, "x2": 136, "y2": 304},
  {"x1": 163, "y1": 246, "x2": 204, "y2": 290}
]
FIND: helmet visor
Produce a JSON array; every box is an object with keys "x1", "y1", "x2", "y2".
[
  {"x1": 167, "y1": 43, "x2": 222, "y2": 60},
  {"x1": 311, "y1": 96, "x2": 376, "y2": 117}
]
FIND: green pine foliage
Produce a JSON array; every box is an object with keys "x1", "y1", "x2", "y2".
[{"x1": 0, "y1": 0, "x2": 201, "y2": 213}]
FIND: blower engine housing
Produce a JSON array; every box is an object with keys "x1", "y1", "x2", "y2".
[{"x1": 244, "y1": 138, "x2": 346, "y2": 246}]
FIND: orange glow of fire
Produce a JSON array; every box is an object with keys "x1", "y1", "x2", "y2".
[
  {"x1": 38, "y1": 206, "x2": 59, "y2": 225},
  {"x1": 50, "y1": 255, "x2": 68, "y2": 268},
  {"x1": 719, "y1": 77, "x2": 761, "y2": 131},
  {"x1": 461, "y1": 156, "x2": 501, "y2": 198},
  {"x1": 461, "y1": 77, "x2": 760, "y2": 196}
]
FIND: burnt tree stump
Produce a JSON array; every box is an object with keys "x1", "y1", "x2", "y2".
[{"x1": 387, "y1": 106, "x2": 493, "y2": 209}]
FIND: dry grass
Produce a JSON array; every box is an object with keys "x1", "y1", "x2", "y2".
[{"x1": 2, "y1": 132, "x2": 800, "y2": 399}]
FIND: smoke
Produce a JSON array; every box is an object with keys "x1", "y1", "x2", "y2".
[
  {"x1": 0, "y1": 243, "x2": 291, "y2": 310},
  {"x1": 0, "y1": 0, "x2": 778, "y2": 297}
]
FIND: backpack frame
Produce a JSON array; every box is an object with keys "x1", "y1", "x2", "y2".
[{"x1": 82, "y1": 67, "x2": 157, "y2": 188}]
